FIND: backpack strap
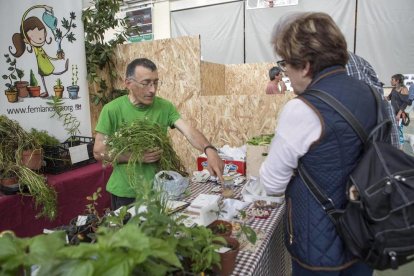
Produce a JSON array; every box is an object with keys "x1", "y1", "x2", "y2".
[
  {"x1": 297, "y1": 162, "x2": 342, "y2": 225},
  {"x1": 305, "y1": 89, "x2": 368, "y2": 143},
  {"x1": 297, "y1": 86, "x2": 381, "y2": 225}
]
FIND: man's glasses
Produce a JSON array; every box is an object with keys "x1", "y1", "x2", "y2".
[
  {"x1": 276, "y1": 60, "x2": 287, "y2": 72},
  {"x1": 129, "y1": 78, "x2": 162, "y2": 88}
]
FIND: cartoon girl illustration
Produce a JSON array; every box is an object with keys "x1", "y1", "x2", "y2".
[{"x1": 9, "y1": 5, "x2": 68, "y2": 98}]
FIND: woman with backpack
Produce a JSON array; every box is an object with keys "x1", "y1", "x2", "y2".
[{"x1": 259, "y1": 12, "x2": 376, "y2": 275}]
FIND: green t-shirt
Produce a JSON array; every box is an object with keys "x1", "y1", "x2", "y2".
[{"x1": 95, "y1": 95, "x2": 181, "y2": 198}]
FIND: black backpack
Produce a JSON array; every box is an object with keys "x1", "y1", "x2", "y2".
[{"x1": 298, "y1": 88, "x2": 414, "y2": 270}]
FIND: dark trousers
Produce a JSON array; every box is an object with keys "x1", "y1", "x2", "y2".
[
  {"x1": 292, "y1": 260, "x2": 373, "y2": 276},
  {"x1": 110, "y1": 194, "x2": 135, "y2": 210}
]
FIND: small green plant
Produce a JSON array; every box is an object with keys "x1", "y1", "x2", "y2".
[
  {"x1": 236, "y1": 210, "x2": 257, "y2": 244},
  {"x1": 29, "y1": 69, "x2": 39, "y2": 87},
  {"x1": 47, "y1": 96, "x2": 80, "y2": 139},
  {"x1": 55, "y1": 78, "x2": 63, "y2": 88},
  {"x1": 2, "y1": 54, "x2": 21, "y2": 91},
  {"x1": 71, "y1": 64, "x2": 78, "y2": 86},
  {"x1": 54, "y1": 12, "x2": 77, "y2": 58},
  {"x1": 85, "y1": 187, "x2": 102, "y2": 217},
  {"x1": 16, "y1": 68, "x2": 24, "y2": 82},
  {"x1": 29, "y1": 128, "x2": 60, "y2": 146}
]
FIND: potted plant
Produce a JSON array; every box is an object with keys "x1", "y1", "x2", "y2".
[
  {"x1": 67, "y1": 64, "x2": 79, "y2": 99},
  {"x1": 2, "y1": 54, "x2": 18, "y2": 103},
  {"x1": 207, "y1": 219, "x2": 233, "y2": 237},
  {"x1": 0, "y1": 165, "x2": 20, "y2": 195},
  {"x1": 14, "y1": 68, "x2": 29, "y2": 98},
  {"x1": 214, "y1": 236, "x2": 241, "y2": 276},
  {"x1": 28, "y1": 69, "x2": 41, "y2": 97},
  {"x1": 53, "y1": 78, "x2": 64, "y2": 98},
  {"x1": 0, "y1": 115, "x2": 57, "y2": 218}
]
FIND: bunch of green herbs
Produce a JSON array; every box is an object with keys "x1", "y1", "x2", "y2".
[{"x1": 105, "y1": 118, "x2": 188, "y2": 177}]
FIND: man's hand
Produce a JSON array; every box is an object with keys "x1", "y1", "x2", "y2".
[
  {"x1": 205, "y1": 148, "x2": 224, "y2": 182},
  {"x1": 142, "y1": 147, "x2": 163, "y2": 163}
]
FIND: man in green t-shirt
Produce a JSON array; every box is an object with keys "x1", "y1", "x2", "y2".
[{"x1": 94, "y1": 58, "x2": 224, "y2": 210}]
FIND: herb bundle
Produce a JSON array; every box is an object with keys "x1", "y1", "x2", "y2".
[{"x1": 105, "y1": 119, "x2": 188, "y2": 177}]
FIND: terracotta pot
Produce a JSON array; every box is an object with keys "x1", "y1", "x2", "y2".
[
  {"x1": 21, "y1": 148, "x2": 43, "y2": 170},
  {"x1": 15, "y1": 81, "x2": 29, "y2": 97},
  {"x1": 207, "y1": 220, "x2": 232, "y2": 237},
  {"x1": 214, "y1": 236, "x2": 240, "y2": 276},
  {"x1": 28, "y1": 86, "x2": 41, "y2": 97},
  {"x1": 0, "y1": 176, "x2": 19, "y2": 186},
  {"x1": 53, "y1": 86, "x2": 64, "y2": 98},
  {"x1": 5, "y1": 90, "x2": 18, "y2": 103}
]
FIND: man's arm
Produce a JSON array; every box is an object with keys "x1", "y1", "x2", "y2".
[
  {"x1": 174, "y1": 118, "x2": 224, "y2": 182},
  {"x1": 93, "y1": 132, "x2": 162, "y2": 164}
]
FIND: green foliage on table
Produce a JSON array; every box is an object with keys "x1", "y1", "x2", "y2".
[
  {"x1": 0, "y1": 180, "x2": 226, "y2": 275},
  {"x1": 247, "y1": 134, "x2": 275, "y2": 145},
  {"x1": 0, "y1": 115, "x2": 57, "y2": 220},
  {"x1": 29, "y1": 128, "x2": 60, "y2": 147},
  {"x1": 82, "y1": 0, "x2": 138, "y2": 105}
]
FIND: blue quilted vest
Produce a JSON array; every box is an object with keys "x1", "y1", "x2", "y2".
[{"x1": 284, "y1": 66, "x2": 377, "y2": 270}]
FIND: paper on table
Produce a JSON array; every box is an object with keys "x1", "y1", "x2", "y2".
[{"x1": 69, "y1": 144, "x2": 89, "y2": 164}]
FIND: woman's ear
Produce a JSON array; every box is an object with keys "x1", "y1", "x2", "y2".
[{"x1": 302, "y1": 61, "x2": 311, "y2": 78}]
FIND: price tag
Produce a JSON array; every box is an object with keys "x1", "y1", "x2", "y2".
[{"x1": 69, "y1": 144, "x2": 89, "y2": 164}]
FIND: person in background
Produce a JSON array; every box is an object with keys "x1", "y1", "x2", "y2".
[
  {"x1": 94, "y1": 58, "x2": 224, "y2": 210},
  {"x1": 346, "y1": 52, "x2": 400, "y2": 147},
  {"x1": 265, "y1": 66, "x2": 287, "y2": 94},
  {"x1": 387, "y1": 73, "x2": 409, "y2": 149},
  {"x1": 260, "y1": 12, "x2": 375, "y2": 275}
]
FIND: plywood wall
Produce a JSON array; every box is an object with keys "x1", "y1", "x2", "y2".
[
  {"x1": 200, "y1": 94, "x2": 293, "y2": 147},
  {"x1": 89, "y1": 36, "x2": 293, "y2": 172},
  {"x1": 225, "y1": 62, "x2": 275, "y2": 95},
  {"x1": 200, "y1": 62, "x2": 225, "y2": 96}
]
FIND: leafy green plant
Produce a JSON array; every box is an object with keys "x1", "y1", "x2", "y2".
[
  {"x1": 29, "y1": 128, "x2": 60, "y2": 147},
  {"x1": 82, "y1": 0, "x2": 137, "y2": 105},
  {"x1": 47, "y1": 96, "x2": 80, "y2": 139},
  {"x1": 2, "y1": 53, "x2": 22, "y2": 91},
  {"x1": 247, "y1": 134, "x2": 275, "y2": 145},
  {"x1": 0, "y1": 181, "x2": 225, "y2": 275},
  {"x1": 29, "y1": 69, "x2": 39, "y2": 87},
  {"x1": 85, "y1": 187, "x2": 102, "y2": 217},
  {"x1": 16, "y1": 68, "x2": 24, "y2": 82},
  {"x1": 55, "y1": 12, "x2": 77, "y2": 58}
]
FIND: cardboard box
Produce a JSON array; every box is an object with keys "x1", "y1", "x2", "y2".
[
  {"x1": 197, "y1": 156, "x2": 246, "y2": 176},
  {"x1": 246, "y1": 144, "x2": 269, "y2": 177}
]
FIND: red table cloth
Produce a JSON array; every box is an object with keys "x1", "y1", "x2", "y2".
[{"x1": 0, "y1": 162, "x2": 112, "y2": 237}]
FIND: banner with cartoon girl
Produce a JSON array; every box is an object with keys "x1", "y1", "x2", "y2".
[{"x1": 0, "y1": 0, "x2": 91, "y2": 141}]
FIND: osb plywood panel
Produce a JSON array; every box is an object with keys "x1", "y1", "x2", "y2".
[
  {"x1": 201, "y1": 61, "x2": 225, "y2": 96},
  {"x1": 200, "y1": 93, "x2": 295, "y2": 147},
  {"x1": 225, "y1": 62, "x2": 275, "y2": 95}
]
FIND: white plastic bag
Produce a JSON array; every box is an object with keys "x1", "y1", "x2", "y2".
[{"x1": 153, "y1": 171, "x2": 189, "y2": 200}]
